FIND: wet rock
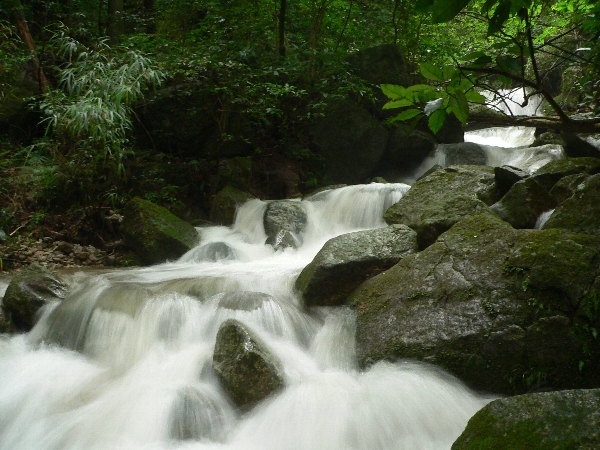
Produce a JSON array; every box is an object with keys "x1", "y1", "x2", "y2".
[
  {"x1": 452, "y1": 389, "x2": 600, "y2": 449},
  {"x1": 531, "y1": 157, "x2": 600, "y2": 191},
  {"x1": 121, "y1": 197, "x2": 199, "y2": 265},
  {"x1": 548, "y1": 173, "x2": 589, "y2": 203},
  {"x1": 212, "y1": 319, "x2": 284, "y2": 407},
  {"x1": 384, "y1": 166, "x2": 499, "y2": 248},
  {"x1": 439, "y1": 142, "x2": 487, "y2": 166},
  {"x1": 491, "y1": 177, "x2": 556, "y2": 229},
  {"x1": 350, "y1": 213, "x2": 600, "y2": 394},
  {"x1": 494, "y1": 165, "x2": 529, "y2": 197},
  {"x1": 209, "y1": 185, "x2": 253, "y2": 226},
  {"x1": 217, "y1": 291, "x2": 271, "y2": 312},
  {"x1": 542, "y1": 173, "x2": 600, "y2": 238},
  {"x1": 263, "y1": 201, "x2": 307, "y2": 250},
  {"x1": 561, "y1": 132, "x2": 600, "y2": 158},
  {"x1": 169, "y1": 386, "x2": 230, "y2": 441},
  {"x1": 296, "y1": 225, "x2": 418, "y2": 307},
  {"x1": 194, "y1": 242, "x2": 237, "y2": 262},
  {"x1": 2, "y1": 264, "x2": 68, "y2": 331}
]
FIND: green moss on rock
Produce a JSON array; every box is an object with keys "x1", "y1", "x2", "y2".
[
  {"x1": 384, "y1": 166, "x2": 499, "y2": 248},
  {"x1": 209, "y1": 185, "x2": 254, "y2": 225},
  {"x1": 121, "y1": 197, "x2": 199, "y2": 265},
  {"x1": 452, "y1": 389, "x2": 600, "y2": 450}
]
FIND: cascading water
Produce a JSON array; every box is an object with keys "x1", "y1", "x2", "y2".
[{"x1": 0, "y1": 183, "x2": 493, "y2": 450}]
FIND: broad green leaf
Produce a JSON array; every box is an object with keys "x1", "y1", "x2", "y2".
[
  {"x1": 428, "y1": 109, "x2": 447, "y2": 134},
  {"x1": 465, "y1": 90, "x2": 487, "y2": 104},
  {"x1": 442, "y1": 65, "x2": 458, "y2": 81},
  {"x1": 472, "y1": 55, "x2": 493, "y2": 66},
  {"x1": 496, "y1": 55, "x2": 523, "y2": 76},
  {"x1": 415, "y1": 0, "x2": 435, "y2": 13},
  {"x1": 459, "y1": 51, "x2": 487, "y2": 61},
  {"x1": 510, "y1": 0, "x2": 531, "y2": 8},
  {"x1": 481, "y1": 0, "x2": 498, "y2": 14},
  {"x1": 391, "y1": 108, "x2": 423, "y2": 122},
  {"x1": 382, "y1": 99, "x2": 414, "y2": 110},
  {"x1": 498, "y1": 74, "x2": 512, "y2": 85},
  {"x1": 488, "y1": 0, "x2": 511, "y2": 36},
  {"x1": 449, "y1": 89, "x2": 469, "y2": 123},
  {"x1": 405, "y1": 84, "x2": 437, "y2": 94},
  {"x1": 492, "y1": 40, "x2": 512, "y2": 49},
  {"x1": 431, "y1": 0, "x2": 471, "y2": 23},
  {"x1": 380, "y1": 84, "x2": 406, "y2": 100},
  {"x1": 420, "y1": 63, "x2": 443, "y2": 81}
]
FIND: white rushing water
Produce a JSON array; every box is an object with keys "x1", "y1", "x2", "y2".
[{"x1": 0, "y1": 183, "x2": 493, "y2": 450}]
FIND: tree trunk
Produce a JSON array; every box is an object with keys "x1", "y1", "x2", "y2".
[
  {"x1": 144, "y1": 0, "x2": 156, "y2": 34},
  {"x1": 108, "y1": 0, "x2": 125, "y2": 44},
  {"x1": 278, "y1": 0, "x2": 287, "y2": 57},
  {"x1": 13, "y1": 7, "x2": 48, "y2": 94}
]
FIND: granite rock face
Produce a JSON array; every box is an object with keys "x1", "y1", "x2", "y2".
[
  {"x1": 350, "y1": 214, "x2": 600, "y2": 394},
  {"x1": 296, "y1": 225, "x2": 418, "y2": 307},
  {"x1": 384, "y1": 166, "x2": 499, "y2": 248}
]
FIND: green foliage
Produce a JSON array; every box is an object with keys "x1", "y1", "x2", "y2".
[
  {"x1": 381, "y1": 63, "x2": 485, "y2": 133},
  {"x1": 39, "y1": 27, "x2": 164, "y2": 178}
]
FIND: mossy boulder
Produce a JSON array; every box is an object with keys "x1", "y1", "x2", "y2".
[
  {"x1": 494, "y1": 165, "x2": 529, "y2": 197},
  {"x1": 491, "y1": 177, "x2": 556, "y2": 229},
  {"x1": 548, "y1": 173, "x2": 589, "y2": 203},
  {"x1": 121, "y1": 197, "x2": 199, "y2": 265},
  {"x1": 384, "y1": 166, "x2": 499, "y2": 248},
  {"x1": 452, "y1": 389, "x2": 600, "y2": 450},
  {"x1": 350, "y1": 213, "x2": 600, "y2": 394},
  {"x1": 263, "y1": 201, "x2": 307, "y2": 250},
  {"x1": 542, "y1": 173, "x2": 600, "y2": 238},
  {"x1": 209, "y1": 185, "x2": 254, "y2": 225},
  {"x1": 296, "y1": 225, "x2": 418, "y2": 307},
  {"x1": 531, "y1": 157, "x2": 600, "y2": 191},
  {"x1": 2, "y1": 264, "x2": 68, "y2": 331},
  {"x1": 212, "y1": 319, "x2": 284, "y2": 408}
]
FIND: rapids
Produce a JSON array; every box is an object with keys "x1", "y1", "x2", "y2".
[{"x1": 0, "y1": 183, "x2": 494, "y2": 450}]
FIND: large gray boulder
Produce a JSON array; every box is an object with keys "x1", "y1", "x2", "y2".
[
  {"x1": 491, "y1": 177, "x2": 556, "y2": 229},
  {"x1": 2, "y1": 264, "x2": 68, "y2": 331},
  {"x1": 439, "y1": 142, "x2": 487, "y2": 166},
  {"x1": 384, "y1": 166, "x2": 499, "y2": 248},
  {"x1": 350, "y1": 213, "x2": 600, "y2": 394},
  {"x1": 311, "y1": 99, "x2": 389, "y2": 184},
  {"x1": 296, "y1": 225, "x2": 418, "y2": 307},
  {"x1": 263, "y1": 201, "x2": 307, "y2": 250},
  {"x1": 121, "y1": 197, "x2": 199, "y2": 265},
  {"x1": 212, "y1": 319, "x2": 284, "y2": 407},
  {"x1": 452, "y1": 389, "x2": 600, "y2": 449},
  {"x1": 543, "y1": 173, "x2": 600, "y2": 238}
]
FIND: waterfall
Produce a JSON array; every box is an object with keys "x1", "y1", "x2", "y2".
[
  {"x1": 0, "y1": 183, "x2": 493, "y2": 450},
  {"x1": 483, "y1": 88, "x2": 544, "y2": 116}
]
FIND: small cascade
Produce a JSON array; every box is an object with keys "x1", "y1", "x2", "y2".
[
  {"x1": 465, "y1": 126, "x2": 536, "y2": 148},
  {"x1": 0, "y1": 182, "x2": 493, "y2": 450},
  {"x1": 535, "y1": 209, "x2": 556, "y2": 229}
]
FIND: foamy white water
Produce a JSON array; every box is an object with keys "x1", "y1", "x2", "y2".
[{"x1": 0, "y1": 183, "x2": 493, "y2": 450}]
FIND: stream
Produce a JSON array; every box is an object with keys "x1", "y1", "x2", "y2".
[{"x1": 0, "y1": 127, "x2": 561, "y2": 450}]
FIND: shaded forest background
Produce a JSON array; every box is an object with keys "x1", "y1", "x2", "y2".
[{"x1": 0, "y1": 0, "x2": 598, "y2": 265}]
